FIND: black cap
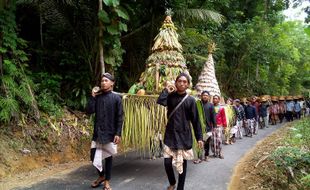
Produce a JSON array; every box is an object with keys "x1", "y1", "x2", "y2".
[{"x1": 102, "y1": 73, "x2": 115, "y2": 82}]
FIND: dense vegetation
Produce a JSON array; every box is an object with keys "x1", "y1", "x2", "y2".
[
  {"x1": 1, "y1": 0, "x2": 310, "y2": 124},
  {"x1": 270, "y1": 118, "x2": 310, "y2": 189}
]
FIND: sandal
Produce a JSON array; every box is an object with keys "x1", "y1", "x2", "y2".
[
  {"x1": 202, "y1": 156, "x2": 209, "y2": 162},
  {"x1": 91, "y1": 177, "x2": 105, "y2": 188},
  {"x1": 193, "y1": 159, "x2": 202, "y2": 164},
  {"x1": 210, "y1": 154, "x2": 217, "y2": 158},
  {"x1": 167, "y1": 185, "x2": 176, "y2": 190},
  {"x1": 103, "y1": 185, "x2": 112, "y2": 190}
]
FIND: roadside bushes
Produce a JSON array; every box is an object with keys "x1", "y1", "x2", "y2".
[{"x1": 270, "y1": 118, "x2": 310, "y2": 189}]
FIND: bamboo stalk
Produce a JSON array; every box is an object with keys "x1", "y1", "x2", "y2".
[
  {"x1": 255, "y1": 155, "x2": 269, "y2": 168},
  {"x1": 155, "y1": 63, "x2": 159, "y2": 91}
]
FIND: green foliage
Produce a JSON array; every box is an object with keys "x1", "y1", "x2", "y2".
[
  {"x1": 207, "y1": 17, "x2": 310, "y2": 97},
  {"x1": 288, "y1": 118, "x2": 310, "y2": 151},
  {"x1": 301, "y1": 174, "x2": 310, "y2": 188},
  {"x1": 0, "y1": 97, "x2": 19, "y2": 123},
  {"x1": 37, "y1": 89, "x2": 62, "y2": 118},
  {"x1": 271, "y1": 146, "x2": 309, "y2": 171},
  {"x1": 0, "y1": 2, "x2": 38, "y2": 123},
  {"x1": 98, "y1": 10, "x2": 110, "y2": 23},
  {"x1": 99, "y1": 0, "x2": 129, "y2": 70},
  {"x1": 33, "y1": 72, "x2": 62, "y2": 95},
  {"x1": 3, "y1": 0, "x2": 309, "y2": 113},
  {"x1": 103, "y1": 0, "x2": 119, "y2": 7},
  {"x1": 270, "y1": 118, "x2": 310, "y2": 188}
]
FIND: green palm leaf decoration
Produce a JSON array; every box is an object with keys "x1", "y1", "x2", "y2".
[{"x1": 131, "y1": 15, "x2": 192, "y2": 94}]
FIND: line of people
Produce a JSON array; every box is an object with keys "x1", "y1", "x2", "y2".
[
  {"x1": 193, "y1": 94, "x2": 309, "y2": 164},
  {"x1": 86, "y1": 72, "x2": 310, "y2": 190}
]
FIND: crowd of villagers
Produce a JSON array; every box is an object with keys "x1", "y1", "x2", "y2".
[
  {"x1": 192, "y1": 93, "x2": 309, "y2": 164},
  {"x1": 85, "y1": 72, "x2": 310, "y2": 190}
]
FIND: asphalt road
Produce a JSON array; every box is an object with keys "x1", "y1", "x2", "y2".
[{"x1": 13, "y1": 123, "x2": 285, "y2": 190}]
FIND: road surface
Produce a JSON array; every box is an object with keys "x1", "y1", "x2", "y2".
[{"x1": 12, "y1": 123, "x2": 285, "y2": 190}]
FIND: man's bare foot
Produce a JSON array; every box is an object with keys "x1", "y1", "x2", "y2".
[{"x1": 167, "y1": 185, "x2": 176, "y2": 190}]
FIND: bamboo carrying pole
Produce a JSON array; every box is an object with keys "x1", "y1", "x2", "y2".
[{"x1": 98, "y1": 0, "x2": 105, "y2": 74}]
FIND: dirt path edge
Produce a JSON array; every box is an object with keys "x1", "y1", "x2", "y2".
[{"x1": 227, "y1": 123, "x2": 289, "y2": 190}]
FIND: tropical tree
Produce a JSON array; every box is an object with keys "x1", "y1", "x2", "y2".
[{"x1": 0, "y1": 0, "x2": 40, "y2": 124}]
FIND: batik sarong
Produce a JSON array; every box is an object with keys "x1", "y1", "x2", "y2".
[
  {"x1": 163, "y1": 145, "x2": 194, "y2": 174},
  {"x1": 211, "y1": 127, "x2": 223, "y2": 156}
]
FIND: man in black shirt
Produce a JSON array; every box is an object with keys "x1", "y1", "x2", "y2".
[
  {"x1": 200, "y1": 91, "x2": 216, "y2": 161},
  {"x1": 157, "y1": 73, "x2": 203, "y2": 190},
  {"x1": 244, "y1": 99, "x2": 257, "y2": 137},
  {"x1": 86, "y1": 73, "x2": 123, "y2": 190}
]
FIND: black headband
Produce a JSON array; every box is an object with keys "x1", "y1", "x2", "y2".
[
  {"x1": 102, "y1": 73, "x2": 115, "y2": 82},
  {"x1": 201, "y1": 90, "x2": 210, "y2": 95}
]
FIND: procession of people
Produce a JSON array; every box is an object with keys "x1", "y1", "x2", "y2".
[{"x1": 86, "y1": 72, "x2": 310, "y2": 190}]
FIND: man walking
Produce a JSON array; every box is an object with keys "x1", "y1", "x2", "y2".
[
  {"x1": 211, "y1": 95, "x2": 226, "y2": 159},
  {"x1": 259, "y1": 98, "x2": 269, "y2": 128},
  {"x1": 157, "y1": 73, "x2": 203, "y2": 190},
  {"x1": 244, "y1": 99, "x2": 257, "y2": 137},
  {"x1": 233, "y1": 99, "x2": 246, "y2": 138},
  {"x1": 278, "y1": 98, "x2": 286, "y2": 123},
  {"x1": 294, "y1": 99, "x2": 302, "y2": 119},
  {"x1": 286, "y1": 97, "x2": 294, "y2": 122},
  {"x1": 86, "y1": 73, "x2": 124, "y2": 190},
  {"x1": 196, "y1": 91, "x2": 216, "y2": 162}
]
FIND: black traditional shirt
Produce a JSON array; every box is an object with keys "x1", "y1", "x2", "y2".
[
  {"x1": 86, "y1": 91, "x2": 123, "y2": 144},
  {"x1": 244, "y1": 105, "x2": 257, "y2": 120},
  {"x1": 201, "y1": 101, "x2": 217, "y2": 132},
  {"x1": 157, "y1": 89, "x2": 202, "y2": 150},
  {"x1": 234, "y1": 105, "x2": 246, "y2": 121}
]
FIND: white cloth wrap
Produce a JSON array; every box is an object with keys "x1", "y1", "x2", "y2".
[{"x1": 91, "y1": 141, "x2": 117, "y2": 172}]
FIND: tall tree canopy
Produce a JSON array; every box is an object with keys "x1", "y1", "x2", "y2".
[{"x1": 1, "y1": 0, "x2": 309, "y2": 124}]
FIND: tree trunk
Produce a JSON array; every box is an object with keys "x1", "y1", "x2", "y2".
[
  {"x1": 27, "y1": 82, "x2": 41, "y2": 120},
  {"x1": 264, "y1": 0, "x2": 270, "y2": 19},
  {"x1": 247, "y1": 67, "x2": 250, "y2": 88},
  {"x1": 0, "y1": 54, "x2": 3, "y2": 80},
  {"x1": 0, "y1": 32, "x2": 3, "y2": 77},
  {"x1": 39, "y1": 6, "x2": 43, "y2": 47},
  {"x1": 0, "y1": 2, "x2": 5, "y2": 95},
  {"x1": 18, "y1": 63, "x2": 41, "y2": 120},
  {"x1": 155, "y1": 63, "x2": 159, "y2": 91},
  {"x1": 98, "y1": 0, "x2": 105, "y2": 75},
  {"x1": 256, "y1": 61, "x2": 259, "y2": 80}
]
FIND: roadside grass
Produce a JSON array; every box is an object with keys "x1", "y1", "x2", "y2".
[{"x1": 270, "y1": 117, "x2": 310, "y2": 189}]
